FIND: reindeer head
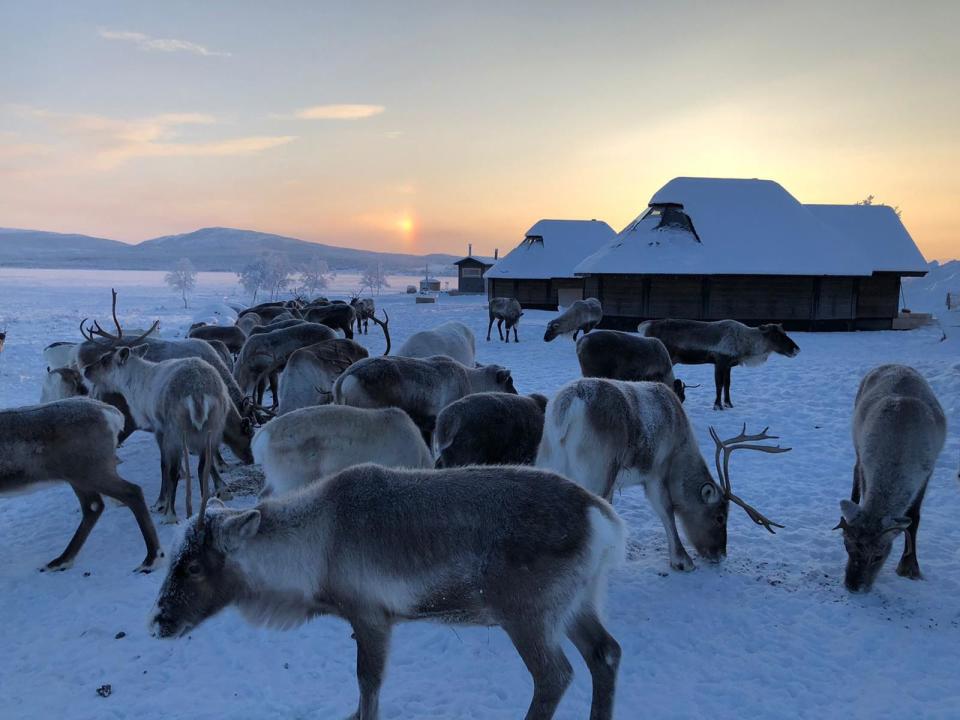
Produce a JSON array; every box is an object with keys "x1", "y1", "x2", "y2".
[
  {"x1": 543, "y1": 320, "x2": 562, "y2": 342},
  {"x1": 835, "y1": 502, "x2": 910, "y2": 592},
  {"x1": 83, "y1": 344, "x2": 149, "y2": 392},
  {"x1": 758, "y1": 324, "x2": 800, "y2": 358}
]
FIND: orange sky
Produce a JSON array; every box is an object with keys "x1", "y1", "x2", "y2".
[{"x1": 1, "y1": 2, "x2": 956, "y2": 260}]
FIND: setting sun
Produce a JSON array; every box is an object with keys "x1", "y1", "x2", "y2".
[{"x1": 396, "y1": 216, "x2": 414, "y2": 234}]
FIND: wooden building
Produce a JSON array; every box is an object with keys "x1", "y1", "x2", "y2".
[
  {"x1": 453, "y1": 244, "x2": 497, "y2": 294},
  {"x1": 485, "y1": 219, "x2": 616, "y2": 310},
  {"x1": 574, "y1": 178, "x2": 929, "y2": 331}
]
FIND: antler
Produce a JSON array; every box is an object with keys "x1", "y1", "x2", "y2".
[
  {"x1": 708, "y1": 424, "x2": 790, "y2": 534},
  {"x1": 370, "y1": 309, "x2": 390, "y2": 355},
  {"x1": 80, "y1": 290, "x2": 160, "y2": 345}
]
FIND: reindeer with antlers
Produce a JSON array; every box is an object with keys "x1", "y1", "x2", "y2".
[{"x1": 537, "y1": 378, "x2": 789, "y2": 570}]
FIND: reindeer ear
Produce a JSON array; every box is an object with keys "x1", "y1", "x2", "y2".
[
  {"x1": 115, "y1": 347, "x2": 131, "y2": 365},
  {"x1": 881, "y1": 515, "x2": 911, "y2": 534},
  {"x1": 218, "y1": 510, "x2": 261, "y2": 552},
  {"x1": 700, "y1": 482, "x2": 721, "y2": 504},
  {"x1": 131, "y1": 344, "x2": 149, "y2": 358},
  {"x1": 839, "y1": 500, "x2": 861, "y2": 525}
]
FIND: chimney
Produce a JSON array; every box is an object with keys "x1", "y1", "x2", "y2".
[
  {"x1": 494, "y1": 248, "x2": 499, "y2": 260},
  {"x1": 468, "y1": 243, "x2": 472, "y2": 257}
]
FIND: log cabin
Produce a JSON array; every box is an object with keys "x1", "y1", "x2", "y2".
[
  {"x1": 453, "y1": 245, "x2": 497, "y2": 294},
  {"x1": 485, "y1": 219, "x2": 616, "y2": 310},
  {"x1": 574, "y1": 177, "x2": 929, "y2": 330}
]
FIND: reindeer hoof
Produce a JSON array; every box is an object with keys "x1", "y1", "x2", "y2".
[
  {"x1": 896, "y1": 561, "x2": 922, "y2": 580},
  {"x1": 713, "y1": 403, "x2": 724, "y2": 411},
  {"x1": 41, "y1": 558, "x2": 73, "y2": 572},
  {"x1": 160, "y1": 513, "x2": 179, "y2": 525},
  {"x1": 724, "y1": 401, "x2": 734, "y2": 408},
  {"x1": 670, "y1": 554, "x2": 696, "y2": 572},
  {"x1": 135, "y1": 552, "x2": 165, "y2": 574}
]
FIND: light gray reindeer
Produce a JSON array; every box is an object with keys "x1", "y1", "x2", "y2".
[
  {"x1": 576, "y1": 330, "x2": 692, "y2": 402},
  {"x1": 40, "y1": 366, "x2": 89, "y2": 402},
  {"x1": 397, "y1": 320, "x2": 476, "y2": 366},
  {"x1": 350, "y1": 296, "x2": 375, "y2": 334},
  {"x1": 334, "y1": 354, "x2": 517, "y2": 444},
  {"x1": 434, "y1": 392, "x2": 548, "y2": 468},
  {"x1": 150, "y1": 464, "x2": 625, "y2": 720},
  {"x1": 537, "y1": 378, "x2": 788, "y2": 570},
  {"x1": 1, "y1": 397, "x2": 162, "y2": 571},
  {"x1": 638, "y1": 318, "x2": 799, "y2": 410},
  {"x1": 837, "y1": 364, "x2": 946, "y2": 592},
  {"x1": 84, "y1": 346, "x2": 252, "y2": 522},
  {"x1": 487, "y1": 297, "x2": 523, "y2": 342},
  {"x1": 543, "y1": 298, "x2": 602, "y2": 342},
  {"x1": 276, "y1": 338, "x2": 369, "y2": 415},
  {"x1": 252, "y1": 405, "x2": 433, "y2": 496}
]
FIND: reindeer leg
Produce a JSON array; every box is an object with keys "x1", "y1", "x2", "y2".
[
  {"x1": 42, "y1": 487, "x2": 104, "y2": 572},
  {"x1": 486, "y1": 315, "x2": 495, "y2": 341},
  {"x1": 573, "y1": 329, "x2": 580, "y2": 341},
  {"x1": 498, "y1": 318, "x2": 505, "y2": 341},
  {"x1": 850, "y1": 460, "x2": 862, "y2": 503},
  {"x1": 567, "y1": 610, "x2": 621, "y2": 720},
  {"x1": 269, "y1": 371, "x2": 280, "y2": 409},
  {"x1": 713, "y1": 364, "x2": 724, "y2": 411},
  {"x1": 96, "y1": 472, "x2": 163, "y2": 573},
  {"x1": 154, "y1": 434, "x2": 180, "y2": 523},
  {"x1": 513, "y1": 324, "x2": 518, "y2": 342},
  {"x1": 644, "y1": 477, "x2": 695, "y2": 571},
  {"x1": 896, "y1": 483, "x2": 927, "y2": 580},
  {"x1": 504, "y1": 621, "x2": 573, "y2": 720},
  {"x1": 210, "y1": 463, "x2": 233, "y2": 500},
  {"x1": 723, "y1": 366, "x2": 733, "y2": 408},
  {"x1": 349, "y1": 617, "x2": 392, "y2": 720}
]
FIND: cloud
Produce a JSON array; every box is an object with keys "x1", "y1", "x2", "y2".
[
  {"x1": 287, "y1": 104, "x2": 386, "y2": 120},
  {"x1": 11, "y1": 107, "x2": 294, "y2": 169},
  {"x1": 99, "y1": 28, "x2": 231, "y2": 57}
]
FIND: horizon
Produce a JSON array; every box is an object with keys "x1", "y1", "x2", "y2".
[{"x1": 2, "y1": 2, "x2": 958, "y2": 261}]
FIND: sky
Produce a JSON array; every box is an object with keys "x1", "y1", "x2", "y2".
[{"x1": 1, "y1": 1, "x2": 957, "y2": 260}]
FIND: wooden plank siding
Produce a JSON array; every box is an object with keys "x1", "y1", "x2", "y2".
[
  {"x1": 488, "y1": 278, "x2": 587, "y2": 310},
  {"x1": 581, "y1": 273, "x2": 902, "y2": 331}
]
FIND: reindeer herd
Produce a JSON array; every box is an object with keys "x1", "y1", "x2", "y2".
[{"x1": 0, "y1": 289, "x2": 950, "y2": 720}]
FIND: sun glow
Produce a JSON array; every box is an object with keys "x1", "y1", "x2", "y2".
[{"x1": 396, "y1": 216, "x2": 414, "y2": 234}]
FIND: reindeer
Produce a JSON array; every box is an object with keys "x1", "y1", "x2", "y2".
[
  {"x1": 83, "y1": 346, "x2": 254, "y2": 522},
  {"x1": 576, "y1": 330, "x2": 692, "y2": 402},
  {"x1": 0, "y1": 327, "x2": 5, "y2": 353},
  {"x1": 397, "y1": 321, "x2": 476, "y2": 367},
  {"x1": 253, "y1": 405, "x2": 433, "y2": 496},
  {"x1": 40, "y1": 367, "x2": 88, "y2": 402},
  {"x1": 1, "y1": 397, "x2": 162, "y2": 572},
  {"x1": 303, "y1": 303, "x2": 356, "y2": 338},
  {"x1": 434, "y1": 392, "x2": 548, "y2": 468},
  {"x1": 334, "y1": 355, "x2": 517, "y2": 445},
  {"x1": 638, "y1": 319, "x2": 800, "y2": 410},
  {"x1": 537, "y1": 378, "x2": 788, "y2": 570},
  {"x1": 150, "y1": 464, "x2": 625, "y2": 720},
  {"x1": 350, "y1": 296, "x2": 375, "y2": 334},
  {"x1": 237, "y1": 303, "x2": 299, "y2": 324},
  {"x1": 235, "y1": 312, "x2": 263, "y2": 336},
  {"x1": 836, "y1": 364, "x2": 947, "y2": 592},
  {"x1": 43, "y1": 341, "x2": 79, "y2": 370},
  {"x1": 247, "y1": 318, "x2": 305, "y2": 336},
  {"x1": 277, "y1": 338, "x2": 369, "y2": 415},
  {"x1": 543, "y1": 298, "x2": 602, "y2": 342},
  {"x1": 487, "y1": 297, "x2": 523, "y2": 342},
  {"x1": 187, "y1": 324, "x2": 246, "y2": 355}
]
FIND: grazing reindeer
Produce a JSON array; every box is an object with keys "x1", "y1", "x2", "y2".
[
  {"x1": 277, "y1": 338, "x2": 369, "y2": 415},
  {"x1": 639, "y1": 319, "x2": 800, "y2": 410},
  {"x1": 235, "y1": 312, "x2": 262, "y2": 336},
  {"x1": 543, "y1": 298, "x2": 602, "y2": 342},
  {"x1": 334, "y1": 355, "x2": 517, "y2": 445},
  {"x1": 188, "y1": 324, "x2": 247, "y2": 355},
  {"x1": 248, "y1": 318, "x2": 305, "y2": 336},
  {"x1": 233, "y1": 323, "x2": 337, "y2": 403},
  {"x1": 434, "y1": 392, "x2": 548, "y2": 468},
  {"x1": 303, "y1": 303, "x2": 357, "y2": 338},
  {"x1": 350, "y1": 296, "x2": 375, "y2": 334},
  {"x1": 238, "y1": 303, "x2": 299, "y2": 323},
  {"x1": 487, "y1": 297, "x2": 523, "y2": 342},
  {"x1": 84, "y1": 346, "x2": 253, "y2": 522},
  {"x1": 1, "y1": 397, "x2": 162, "y2": 571},
  {"x1": 40, "y1": 367, "x2": 88, "y2": 402},
  {"x1": 397, "y1": 321, "x2": 476, "y2": 367},
  {"x1": 837, "y1": 364, "x2": 946, "y2": 592},
  {"x1": 537, "y1": 378, "x2": 788, "y2": 570},
  {"x1": 150, "y1": 464, "x2": 625, "y2": 720},
  {"x1": 576, "y1": 330, "x2": 692, "y2": 402},
  {"x1": 253, "y1": 405, "x2": 433, "y2": 496}
]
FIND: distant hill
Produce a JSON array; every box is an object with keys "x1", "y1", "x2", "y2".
[{"x1": 0, "y1": 226, "x2": 459, "y2": 273}]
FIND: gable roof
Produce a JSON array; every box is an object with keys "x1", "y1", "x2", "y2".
[
  {"x1": 575, "y1": 177, "x2": 886, "y2": 277},
  {"x1": 454, "y1": 255, "x2": 496, "y2": 267},
  {"x1": 805, "y1": 204, "x2": 928, "y2": 275},
  {"x1": 486, "y1": 219, "x2": 616, "y2": 280}
]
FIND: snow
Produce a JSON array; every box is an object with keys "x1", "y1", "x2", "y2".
[
  {"x1": 486, "y1": 219, "x2": 616, "y2": 280},
  {"x1": 1, "y1": 268, "x2": 959, "y2": 720},
  {"x1": 575, "y1": 177, "x2": 923, "y2": 277}
]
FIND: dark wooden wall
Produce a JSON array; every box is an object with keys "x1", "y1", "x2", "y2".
[
  {"x1": 488, "y1": 278, "x2": 588, "y2": 310},
  {"x1": 456, "y1": 259, "x2": 488, "y2": 294},
  {"x1": 581, "y1": 273, "x2": 903, "y2": 331}
]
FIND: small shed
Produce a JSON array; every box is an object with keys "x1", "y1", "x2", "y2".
[
  {"x1": 453, "y1": 244, "x2": 497, "y2": 294},
  {"x1": 574, "y1": 177, "x2": 929, "y2": 330},
  {"x1": 420, "y1": 277, "x2": 441, "y2": 292},
  {"x1": 485, "y1": 219, "x2": 616, "y2": 310}
]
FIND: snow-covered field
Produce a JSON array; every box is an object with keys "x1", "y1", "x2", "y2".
[{"x1": 1, "y1": 269, "x2": 958, "y2": 720}]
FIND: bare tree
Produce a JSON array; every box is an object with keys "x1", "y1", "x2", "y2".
[
  {"x1": 237, "y1": 260, "x2": 268, "y2": 303},
  {"x1": 264, "y1": 252, "x2": 294, "y2": 300},
  {"x1": 360, "y1": 262, "x2": 390, "y2": 296},
  {"x1": 298, "y1": 254, "x2": 334, "y2": 297},
  {"x1": 165, "y1": 258, "x2": 197, "y2": 309}
]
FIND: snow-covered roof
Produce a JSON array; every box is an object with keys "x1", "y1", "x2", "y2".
[
  {"x1": 486, "y1": 219, "x2": 616, "y2": 280},
  {"x1": 454, "y1": 255, "x2": 496, "y2": 266},
  {"x1": 575, "y1": 177, "x2": 918, "y2": 277},
  {"x1": 805, "y1": 204, "x2": 928, "y2": 275}
]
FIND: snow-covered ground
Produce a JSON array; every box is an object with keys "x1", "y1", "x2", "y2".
[{"x1": 1, "y1": 269, "x2": 958, "y2": 720}]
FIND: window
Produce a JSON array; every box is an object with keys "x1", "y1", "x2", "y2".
[
  {"x1": 522, "y1": 235, "x2": 544, "y2": 248},
  {"x1": 462, "y1": 268, "x2": 482, "y2": 278}
]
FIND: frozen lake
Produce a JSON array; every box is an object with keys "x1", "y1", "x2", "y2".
[{"x1": 0, "y1": 269, "x2": 958, "y2": 719}]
